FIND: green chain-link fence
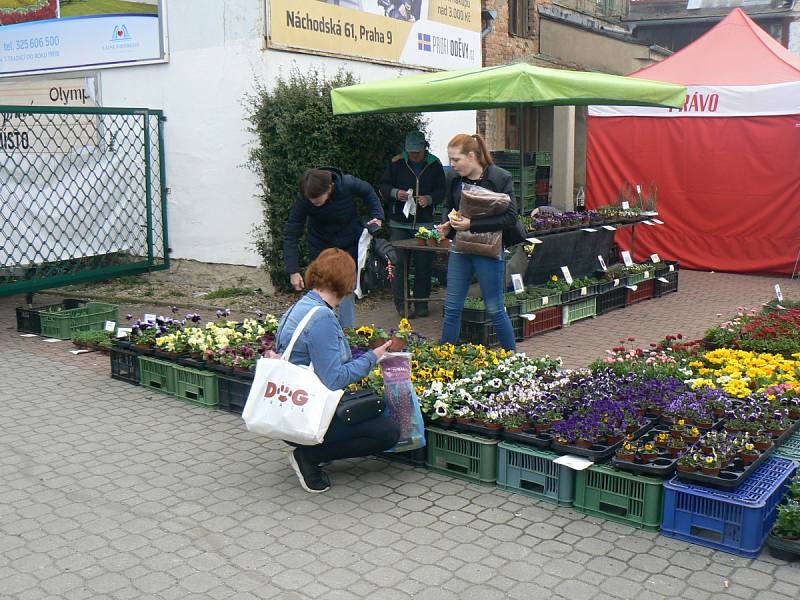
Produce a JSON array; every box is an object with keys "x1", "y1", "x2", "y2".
[{"x1": 0, "y1": 106, "x2": 169, "y2": 297}]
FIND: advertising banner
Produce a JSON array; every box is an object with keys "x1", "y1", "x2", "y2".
[
  {"x1": 268, "y1": 0, "x2": 481, "y2": 70},
  {"x1": 0, "y1": 0, "x2": 165, "y2": 77}
]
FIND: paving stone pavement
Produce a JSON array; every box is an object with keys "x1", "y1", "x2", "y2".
[{"x1": 2, "y1": 272, "x2": 800, "y2": 600}]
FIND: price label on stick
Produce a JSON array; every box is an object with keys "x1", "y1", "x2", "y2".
[
  {"x1": 644, "y1": 271, "x2": 650, "y2": 279},
  {"x1": 621, "y1": 201, "x2": 630, "y2": 210},
  {"x1": 560, "y1": 266, "x2": 573, "y2": 285},
  {"x1": 775, "y1": 284, "x2": 784, "y2": 302},
  {"x1": 525, "y1": 237, "x2": 542, "y2": 245},
  {"x1": 621, "y1": 251, "x2": 633, "y2": 267},
  {"x1": 143, "y1": 313, "x2": 156, "y2": 323},
  {"x1": 669, "y1": 265, "x2": 675, "y2": 272},
  {"x1": 602, "y1": 225, "x2": 617, "y2": 231},
  {"x1": 511, "y1": 273, "x2": 524, "y2": 294},
  {"x1": 652, "y1": 218, "x2": 664, "y2": 225},
  {"x1": 598, "y1": 255, "x2": 608, "y2": 271},
  {"x1": 542, "y1": 296, "x2": 549, "y2": 306},
  {"x1": 613, "y1": 278, "x2": 620, "y2": 287},
  {"x1": 522, "y1": 313, "x2": 536, "y2": 321},
  {"x1": 104, "y1": 320, "x2": 116, "y2": 333},
  {"x1": 116, "y1": 327, "x2": 132, "y2": 338},
  {"x1": 650, "y1": 254, "x2": 661, "y2": 263}
]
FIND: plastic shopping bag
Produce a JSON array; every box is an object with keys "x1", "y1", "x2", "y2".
[
  {"x1": 242, "y1": 307, "x2": 343, "y2": 444},
  {"x1": 379, "y1": 353, "x2": 426, "y2": 452}
]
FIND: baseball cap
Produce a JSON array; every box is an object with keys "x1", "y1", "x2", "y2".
[{"x1": 405, "y1": 131, "x2": 427, "y2": 152}]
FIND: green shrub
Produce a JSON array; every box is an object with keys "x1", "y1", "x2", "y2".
[{"x1": 246, "y1": 68, "x2": 425, "y2": 290}]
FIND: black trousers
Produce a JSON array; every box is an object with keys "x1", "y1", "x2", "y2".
[
  {"x1": 389, "y1": 227, "x2": 434, "y2": 309},
  {"x1": 301, "y1": 414, "x2": 400, "y2": 464}
]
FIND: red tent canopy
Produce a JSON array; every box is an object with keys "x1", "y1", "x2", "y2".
[{"x1": 586, "y1": 8, "x2": 800, "y2": 275}]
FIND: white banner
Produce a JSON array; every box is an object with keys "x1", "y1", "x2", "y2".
[
  {"x1": 589, "y1": 82, "x2": 800, "y2": 118},
  {"x1": 0, "y1": 15, "x2": 162, "y2": 77}
]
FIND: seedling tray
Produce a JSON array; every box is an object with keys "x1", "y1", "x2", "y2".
[
  {"x1": 501, "y1": 428, "x2": 553, "y2": 450},
  {"x1": 520, "y1": 291, "x2": 562, "y2": 312},
  {"x1": 675, "y1": 444, "x2": 774, "y2": 490},
  {"x1": 561, "y1": 284, "x2": 598, "y2": 303},
  {"x1": 611, "y1": 425, "x2": 679, "y2": 477},
  {"x1": 551, "y1": 419, "x2": 657, "y2": 461},
  {"x1": 453, "y1": 419, "x2": 503, "y2": 439}
]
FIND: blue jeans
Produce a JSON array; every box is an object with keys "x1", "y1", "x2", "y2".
[
  {"x1": 338, "y1": 294, "x2": 355, "y2": 328},
  {"x1": 441, "y1": 251, "x2": 516, "y2": 351}
]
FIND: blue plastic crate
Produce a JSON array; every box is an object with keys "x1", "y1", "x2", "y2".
[
  {"x1": 497, "y1": 442, "x2": 575, "y2": 506},
  {"x1": 661, "y1": 457, "x2": 797, "y2": 557}
]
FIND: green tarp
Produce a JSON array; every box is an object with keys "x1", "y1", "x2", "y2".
[{"x1": 331, "y1": 62, "x2": 686, "y2": 115}]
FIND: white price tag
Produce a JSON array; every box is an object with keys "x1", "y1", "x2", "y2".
[
  {"x1": 116, "y1": 327, "x2": 133, "y2": 338},
  {"x1": 775, "y1": 284, "x2": 784, "y2": 302},
  {"x1": 635, "y1": 184, "x2": 642, "y2": 196},
  {"x1": 613, "y1": 278, "x2": 620, "y2": 287},
  {"x1": 626, "y1": 285, "x2": 638, "y2": 291},
  {"x1": 598, "y1": 255, "x2": 608, "y2": 271},
  {"x1": 20, "y1": 333, "x2": 38, "y2": 338},
  {"x1": 669, "y1": 265, "x2": 675, "y2": 272},
  {"x1": 621, "y1": 201, "x2": 630, "y2": 210},
  {"x1": 511, "y1": 274, "x2": 524, "y2": 294},
  {"x1": 560, "y1": 266, "x2": 573, "y2": 285},
  {"x1": 652, "y1": 218, "x2": 664, "y2": 225},
  {"x1": 621, "y1": 251, "x2": 633, "y2": 267},
  {"x1": 643, "y1": 221, "x2": 654, "y2": 226},
  {"x1": 644, "y1": 271, "x2": 650, "y2": 279},
  {"x1": 70, "y1": 349, "x2": 90, "y2": 355},
  {"x1": 42, "y1": 339, "x2": 62, "y2": 343},
  {"x1": 553, "y1": 455, "x2": 594, "y2": 471},
  {"x1": 104, "y1": 320, "x2": 116, "y2": 332},
  {"x1": 658, "y1": 277, "x2": 669, "y2": 283},
  {"x1": 542, "y1": 296, "x2": 549, "y2": 306},
  {"x1": 650, "y1": 254, "x2": 661, "y2": 263},
  {"x1": 143, "y1": 313, "x2": 156, "y2": 323},
  {"x1": 601, "y1": 225, "x2": 617, "y2": 231},
  {"x1": 581, "y1": 228, "x2": 597, "y2": 233},
  {"x1": 525, "y1": 237, "x2": 543, "y2": 244},
  {"x1": 522, "y1": 313, "x2": 536, "y2": 321},
  {"x1": 580, "y1": 287, "x2": 587, "y2": 296}
]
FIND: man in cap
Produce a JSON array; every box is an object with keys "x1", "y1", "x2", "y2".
[{"x1": 378, "y1": 131, "x2": 446, "y2": 318}]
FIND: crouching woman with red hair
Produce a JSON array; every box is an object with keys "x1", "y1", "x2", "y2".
[{"x1": 275, "y1": 248, "x2": 399, "y2": 493}]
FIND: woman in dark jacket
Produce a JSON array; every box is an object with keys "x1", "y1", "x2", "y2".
[
  {"x1": 276, "y1": 249, "x2": 398, "y2": 493},
  {"x1": 436, "y1": 134, "x2": 517, "y2": 351}
]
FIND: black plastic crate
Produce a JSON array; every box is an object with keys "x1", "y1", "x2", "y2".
[
  {"x1": 460, "y1": 318, "x2": 521, "y2": 347},
  {"x1": 654, "y1": 271, "x2": 679, "y2": 297},
  {"x1": 217, "y1": 375, "x2": 252, "y2": 415},
  {"x1": 16, "y1": 299, "x2": 86, "y2": 334},
  {"x1": 110, "y1": 347, "x2": 140, "y2": 386},
  {"x1": 596, "y1": 287, "x2": 627, "y2": 315},
  {"x1": 381, "y1": 446, "x2": 427, "y2": 467}
]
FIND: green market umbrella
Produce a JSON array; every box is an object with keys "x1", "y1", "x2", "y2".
[{"x1": 331, "y1": 62, "x2": 687, "y2": 115}]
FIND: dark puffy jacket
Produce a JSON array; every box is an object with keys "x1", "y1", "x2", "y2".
[
  {"x1": 378, "y1": 152, "x2": 446, "y2": 227},
  {"x1": 443, "y1": 164, "x2": 519, "y2": 247},
  {"x1": 283, "y1": 167, "x2": 384, "y2": 274}
]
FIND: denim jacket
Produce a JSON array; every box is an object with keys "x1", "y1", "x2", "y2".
[{"x1": 276, "y1": 291, "x2": 378, "y2": 390}]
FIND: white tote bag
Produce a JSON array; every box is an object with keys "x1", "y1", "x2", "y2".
[{"x1": 242, "y1": 306, "x2": 343, "y2": 444}]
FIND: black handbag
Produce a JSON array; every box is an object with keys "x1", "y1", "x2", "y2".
[{"x1": 336, "y1": 388, "x2": 385, "y2": 425}]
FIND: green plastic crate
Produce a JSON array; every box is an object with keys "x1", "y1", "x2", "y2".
[
  {"x1": 426, "y1": 427, "x2": 498, "y2": 485},
  {"x1": 174, "y1": 364, "x2": 218, "y2": 407},
  {"x1": 626, "y1": 270, "x2": 654, "y2": 285},
  {"x1": 536, "y1": 152, "x2": 551, "y2": 166},
  {"x1": 562, "y1": 297, "x2": 597, "y2": 327},
  {"x1": 39, "y1": 302, "x2": 118, "y2": 339},
  {"x1": 138, "y1": 357, "x2": 176, "y2": 394},
  {"x1": 521, "y1": 290, "x2": 562, "y2": 312},
  {"x1": 574, "y1": 463, "x2": 664, "y2": 531},
  {"x1": 775, "y1": 429, "x2": 800, "y2": 461},
  {"x1": 497, "y1": 442, "x2": 575, "y2": 506}
]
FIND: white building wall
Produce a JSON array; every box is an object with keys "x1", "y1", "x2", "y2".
[{"x1": 93, "y1": 0, "x2": 473, "y2": 266}]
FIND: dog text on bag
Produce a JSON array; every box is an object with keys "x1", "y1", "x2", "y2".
[{"x1": 265, "y1": 381, "x2": 309, "y2": 406}]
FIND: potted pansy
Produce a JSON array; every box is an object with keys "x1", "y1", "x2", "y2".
[
  {"x1": 667, "y1": 436, "x2": 687, "y2": 457},
  {"x1": 389, "y1": 318, "x2": 413, "y2": 352},
  {"x1": 501, "y1": 413, "x2": 531, "y2": 433},
  {"x1": 415, "y1": 226, "x2": 434, "y2": 246},
  {"x1": 638, "y1": 441, "x2": 659, "y2": 464},
  {"x1": 700, "y1": 453, "x2": 721, "y2": 476},
  {"x1": 616, "y1": 440, "x2": 636, "y2": 463},
  {"x1": 676, "y1": 453, "x2": 697, "y2": 473}
]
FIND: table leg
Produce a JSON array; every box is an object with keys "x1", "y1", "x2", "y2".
[{"x1": 630, "y1": 224, "x2": 637, "y2": 259}]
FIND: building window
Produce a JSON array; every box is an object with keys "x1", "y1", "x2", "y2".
[{"x1": 509, "y1": 0, "x2": 528, "y2": 37}]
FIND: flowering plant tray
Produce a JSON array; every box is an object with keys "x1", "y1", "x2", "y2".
[
  {"x1": 675, "y1": 447, "x2": 774, "y2": 490},
  {"x1": 551, "y1": 419, "x2": 657, "y2": 461},
  {"x1": 500, "y1": 428, "x2": 553, "y2": 450}
]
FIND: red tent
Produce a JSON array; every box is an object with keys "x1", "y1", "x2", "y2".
[{"x1": 586, "y1": 8, "x2": 800, "y2": 275}]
